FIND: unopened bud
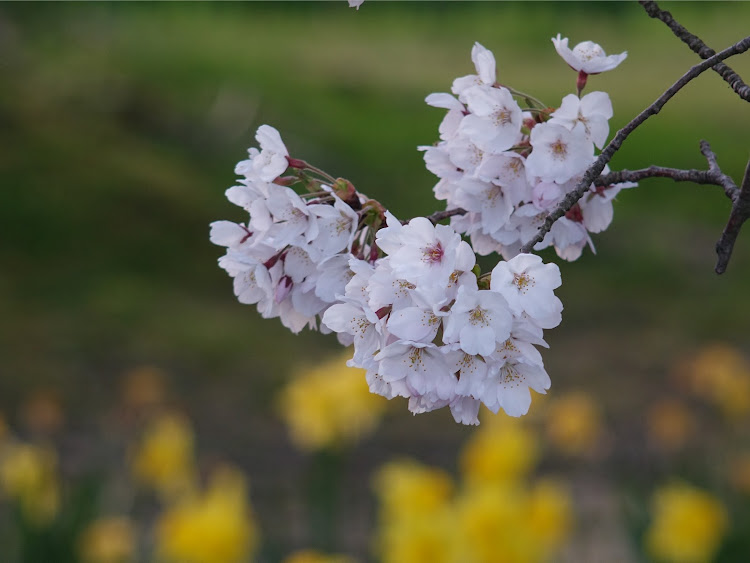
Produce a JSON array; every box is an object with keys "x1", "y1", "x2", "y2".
[
  {"x1": 333, "y1": 177, "x2": 356, "y2": 200},
  {"x1": 274, "y1": 175, "x2": 297, "y2": 187},
  {"x1": 274, "y1": 276, "x2": 293, "y2": 303},
  {"x1": 369, "y1": 244, "x2": 380, "y2": 263},
  {"x1": 286, "y1": 156, "x2": 306, "y2": 170}
]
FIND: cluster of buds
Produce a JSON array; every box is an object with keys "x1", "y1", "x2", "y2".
[
  {"x1": 422, "y1": 40, "x2": 634, "y2": 261},
  {"x1": 212, "y1": 35, "x2": 631, "y2": 424}
]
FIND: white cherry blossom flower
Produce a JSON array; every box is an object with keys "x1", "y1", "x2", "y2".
[
  {"x1": 548, "y1": 92, "x2": 613, "y2": 149},
  {"x1": 421, "y1": 146, "x2": 463, "y2": 181},
  {"x1": 443, "y1": 285, "x2": 513, "y2": 356},
  {"x1": 314, "y1": 254, "x2": 355, "y2": 303},
  {"x1": 475, "y1": 152, "x2": 530, "y2": 205},
  {"x1": 209, "y1": 221, "x2": 253, "y2": 249},
  {"x1": 449, "y1": 396, "x2": 481, "y2": 425},
  {"x1": 447, "y1": 137, "x2": 488, "y2": 177},
  {"x1": 552, "y1": 34, "x2": 627, "y2": 74},
  {"x1": 459, "y1": 85, "x2": 523, "y2": 152},
  {"x1": 376, "y1": 341, "x2": 455, "y2": 399},
  {"x1": 452, "y1": 42, "x2": 497, "y2": 98},
  {"x1": 307, "y1": 197, "x2": 359, "y2": 258},
  {"x1": 525, "y1": 123, "x2": 594, "y2": 184},
  {"x1": 482, "y1": 359, "x2": 551, "y2": 417},
  {"x1": 425, "y1": 93, "x2": 466, "y2": 140},
  {"x1": 348, "y1": 0, "x2": 364, "y2": 8},
  {"x1": 387, "y1": 306, "x2": 444, "y2": 343},
  {"x1": 236, "y1": 125, "x2": 289, "y2": 182},
  {"x1": 322, "y1": 301, "x2": 382, "y2": 368},
  {"x1": 449, "y1": 348, "x2": 490, "y2": 400},
  {"x1": 490, "y1": 253, "x2": 562, "y2": 325},
  {"x1": 382, "y1": 217, "x2": 475, "y2": 288},
  {"x1": 451, "y1": 178, "x2": 514, "y2": 235}
]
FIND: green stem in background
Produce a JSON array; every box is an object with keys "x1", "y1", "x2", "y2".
[
  {"x1": 306, "y1": 448, "x2": 343, "y2": 552},
  {"x1": 504, "y1": 86, "x2": 547, "y2": 109}
]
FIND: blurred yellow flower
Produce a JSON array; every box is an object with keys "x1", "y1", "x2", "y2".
[
  {"x1": 372, "y1": 433, "x2": 574, "y2": 563},
  {"x1": 453, "y1": 479, "x2": 573, "y2": 563},
  {"x1": 79, "y1": 516, "x2": 137, "y2": 563},
  {"x1": 373, "y1": 459, "x2": 453, "y2": 524},
  {"x1": 378, "y1": 506, "x2": 458, "y2": 563},
  {"x1": 460, "y1": 416, "x2": 538, "y2": 487},
  {"x1": 455, "y1": 484, "x2": 533, "y2": 563},
  {"x1": 278, "y1": 353, "x2": 386, "y2": 451},
  {"x1": 0, "y1": 442, "x2": 60, "y2": 526},
  {"x1": 156, "y1": 465, "x2": 259, "y2": 563},
  {"x1": 685, "y1": 344, "x2": 750, "y2": 419},
  {"x1": 646, "y1": 399, "x2": 695, "y2": 451},
  {"x1": 526, "y1": 479, "x2": 574, "y2": 556},
  {"x1": 646, "y1": 482, "x2": 728, "y2": 563},
  {"x1": 282, "y1": 549, "x2": 356, "y2": 563},
  {"x1": 131, "y1": 412, "x2": 195, "y2": 500},
  {"x1": 544, "y1": 392, "x2": 602, "y2": 456}
]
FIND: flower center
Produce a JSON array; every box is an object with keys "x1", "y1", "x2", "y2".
[
  {"x1": 469, "y1": 307, "x2": 490, "y2": 327},
  {"x1": 407, "y1": 347, "x2": 424, "y2": 368},
  {"x1": 550, "y1": 140, "x2": 568, "y2": 160},
  {"x1": 494, "y1": 108, "x2": 513, "y2": 126},
  {"x1": 513, "y1": 272, "x2": 534, "y2": 293},
  {"x1": 422, "y1": 242, "x2": 444, "y2": 264},
  {"x1": 573, "y1": 43, "x2": 604, "y2": 62},
  {"x1": 501, "y1": 364, "x2": 523, "y2": 386}
]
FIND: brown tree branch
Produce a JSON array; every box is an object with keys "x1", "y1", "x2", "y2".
[
  {"x1": 699, "y1": 140, "x2": 739, "y2": 200},
  {"x1": 716, "y1": 158, "x2": 750, "y2": 274},
  {"x1": 426, "y1": 207, "x2": 467, "y2": 224},
  {"x1": 519, "y1": 36, "x2": 750, "y2": 255},
  {"x1": 639, "y1": 0, "x2": 750, "y2": 102},
  {"x1": 597, "y1": 140, "x2": 738, "y2": 197}
]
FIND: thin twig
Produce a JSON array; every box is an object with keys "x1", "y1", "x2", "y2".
[
  {"x1": 716, "y1": 158, "x2": 750, "y2": 274},
  {"x1": 699, "y1": 140, "x2": 739, "y2": 200},
  {"x1": 519, "y1": 35, "x2": 750, "y2": 254},
  {"x1": 639, "y1": 0, "x2": 750, "y2": 102},
  {"x1": 597, "y1": 141, "x2": 738, "y2": 198},
  {"x1": 425, "y1": 208, "x2": 467, "y2": 224}
]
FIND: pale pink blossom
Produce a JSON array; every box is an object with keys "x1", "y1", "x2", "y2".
[{"x1": 552, "y1": 34, "x2": 627, "y2": 74}]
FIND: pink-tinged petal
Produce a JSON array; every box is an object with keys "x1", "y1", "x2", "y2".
[
  {"x1": 551, "y1": 34, "x2": 582, "y2": 71},
  {"x1": 274, "y1": 276, "x2": 293, "y2": 303},
  {"x1": 584, "y1": 51, "x2": 627, "y2": 74},
  {"x1": 387, "y1": 307, "x2": 441, "y2": 342},
  {"x1": 255, "y1": 125, "x2": 288, "y2": 156},
  {"x1": 471, "y1": 42, "x2": 496, "y2": 85},
  {"x1": 550, "y1": 94, "x2": 581, "y2": 125},
  {"x1": 450, "y1": 397, "x2": 481, "y2": 425},
  {"x1": 425, "y1": 92, "x2": 464, "y2": 111},
  {"x1": 581, "y1": 193, "x2": 614, "y2": 233},
  {"x1": 460, "y1": 324, "x2": 496, "y2": 356},
  {"x1": 580, "y1": 91, "x2": 613, "y2": 119},
  {"x1": 209, "y1": 221, "x2": 248, "y2": 247}
]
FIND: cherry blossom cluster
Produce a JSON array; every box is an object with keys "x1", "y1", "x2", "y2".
[
  {"x1": 211, "y1": 34, "x2": 634, "y2": 424},
  {"x1": 210, "y1": 125, "x2": 379, "y2": 334},
  {"x1": 322, "y1": 214, "x2": 562, "y2": 424},
  {"x1": 421, "y1": 39, "x2": 634, "y2": 261}
]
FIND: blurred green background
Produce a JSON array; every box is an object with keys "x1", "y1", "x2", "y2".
[{"x1": 2, "y1": 1, "x2": 750, "y2": 560}]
